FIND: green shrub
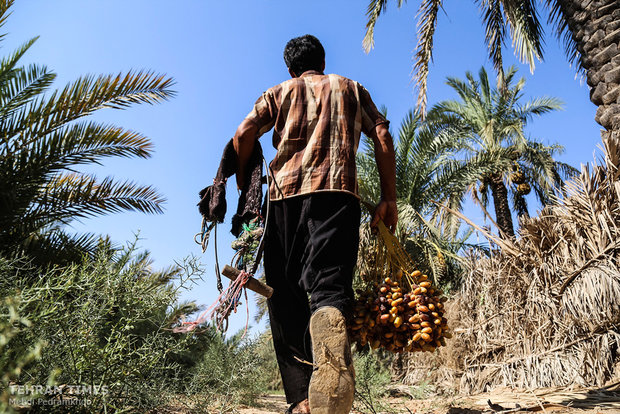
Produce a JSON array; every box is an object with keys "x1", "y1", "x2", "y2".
[
  {"x1": 182, "y1": 329, "x2": 268, "y2": 412},
  {"x1": 0, "y1": 296, "x2": 46, "y2": 413},
  {"x1": 0, "y1": 243, "x2": 287, "y2": 413},
  {"x1": 252, "y1": 330, "x2": 283, "y2": 392},
  {"x1": 353, "y1": 350, "x2": 392, "y2": 414},
  {"x1": 0, "y1": 245, "x2": 207, "y2": 412}
]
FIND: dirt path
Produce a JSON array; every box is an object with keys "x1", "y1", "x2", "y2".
[{"x1": 236, "y1": 386, "x2": 620, "y2": 413}]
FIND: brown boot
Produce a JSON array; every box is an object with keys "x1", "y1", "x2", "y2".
[
  {"x1": 285, "y1": 398, "x2": 310, "y2": 414},
  {"x1": 308, "y1": 306, "x2": 355, "y2": 414}
]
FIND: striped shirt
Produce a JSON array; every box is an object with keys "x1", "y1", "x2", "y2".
[{"x1": 245, "y1": 70, "x2": 388, "y2": 201}]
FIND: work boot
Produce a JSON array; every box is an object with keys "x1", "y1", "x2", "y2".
[
  {"x1": 285, "y1": 398, "x2": 310, "y2": 414},
  {"x1": 308, "y1": 306, "x2": 355, "y2": 414}
]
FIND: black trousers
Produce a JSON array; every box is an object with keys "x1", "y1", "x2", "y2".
[{"x1": 263, "y1": 192, "x2": 361, "y2": 404}]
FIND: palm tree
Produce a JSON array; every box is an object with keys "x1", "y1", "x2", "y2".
[
  {"x1": 0, "y1": 0, "x2": 174, "y2": 266},
  {"x1": 426, "y1": 66, "x2": 578, "y2": 238},
  {"x1": 362, "y1": 0, "x2": 620, "y2": 139},
  {"x1": 357, "y1": 109, "x2": 489, "y2": 286}
]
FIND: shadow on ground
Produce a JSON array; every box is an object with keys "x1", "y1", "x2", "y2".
[{"x1": 446, "y1": 408, "x2": 483, "y2": 414}]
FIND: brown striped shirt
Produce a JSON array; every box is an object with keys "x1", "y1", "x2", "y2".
[{"x1": 244, "y1": 70, "x2": 388, "y2": 201}]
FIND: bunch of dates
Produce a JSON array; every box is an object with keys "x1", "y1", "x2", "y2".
[{"x1": 349, "y1": 270, "x2": 451, "y2": 353}]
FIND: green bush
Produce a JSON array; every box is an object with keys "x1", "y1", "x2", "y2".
[
  {"x1": 182, "y1": 328, "x2": 268, "y2": 412},
  {"x1": 353, "y1": 350, "x2": 392, "y2": 414},
  {"x1": 0, "y1": 245, "x2": 207, "y2": 412},
  {"x1": 0, "y1": 296, "x2": 46, "y2": 413},
  {"x1": 0, "y1": 246, "x2": 287, "y2": 413},
  {"x1": 253, "y1": 330, "x2": 283, "y2": 392}
]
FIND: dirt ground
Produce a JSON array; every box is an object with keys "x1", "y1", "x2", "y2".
[{"x1": 235, "y1": 385, "x2": 620, "y2": 414}]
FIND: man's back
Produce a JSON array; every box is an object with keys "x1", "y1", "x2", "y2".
[
  {"x1": 245, "y1": 70, "x2": 387, "y2": 200},
  {"x1": 231, "y1": 34, "x2": 396, "y2": 414}
]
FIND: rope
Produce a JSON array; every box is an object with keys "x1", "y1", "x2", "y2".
[
  {"x1": 194, "y1": 216, "x2": 214, "y2": 253},
  {"x1": 194, "y1": 218, "x2": 222, "y2": 293},
  {"x1": 214, "y1": 224, "x2": 223, "y2": 292},
  {"x1": 173, "y1": 270, "x2": 251, "y2": 335},
  {"x1": 184, "y1": 154, "x2": 276, "y2": 335}
]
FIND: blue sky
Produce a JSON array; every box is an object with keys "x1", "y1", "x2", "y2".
[{"x1": 9, "y1": 1, "x2": 601, "y2": 335}]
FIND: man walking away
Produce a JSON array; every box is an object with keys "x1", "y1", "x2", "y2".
[{"x1": 233, "y1": 35, "x2": 397, "y2": 414}]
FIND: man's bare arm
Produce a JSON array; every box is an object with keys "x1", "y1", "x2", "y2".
[
  {"x1": 232, "y1": 119, "x2": 259, "y2": 189},
  {"x1": 369, "y1": 122, "x2": 398, "y2": 232}
]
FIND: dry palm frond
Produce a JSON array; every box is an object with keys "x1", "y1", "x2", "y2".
[
  {"x1": 502, "y1": 0, "x2": 544, "y2": 72},
  {"x1": 363, "y1": 0, "x2": 391, "y2": 52},
  {"x1": 401, "y1": 132, "x2": 620, "y2": 393},
  {"x1": 412, "y1": 0, "x2": 442, "y2": 115}
]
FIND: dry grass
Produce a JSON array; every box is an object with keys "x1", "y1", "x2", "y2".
[{"x1": 402, "y1": 131, "x2": 620, "y2": 393}]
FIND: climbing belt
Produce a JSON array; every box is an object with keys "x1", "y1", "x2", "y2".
[{"x1": 179, "y1": 219, "x2": 258, "y2": 335}]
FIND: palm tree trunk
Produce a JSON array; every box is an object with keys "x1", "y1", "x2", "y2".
[
  {"x1": 489, "y1": 174, "x2": 515, "y2": 239},
  {"x1": 559, "y1": 0, "x2": 620, "y2": 138},
  {"x1": 515, "y1": 194, "x2": 530, "y2": 220}
]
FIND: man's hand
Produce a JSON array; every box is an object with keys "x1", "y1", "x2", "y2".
[{"x1": 371, "y1": 200, "x2": 398, "y2": 233}]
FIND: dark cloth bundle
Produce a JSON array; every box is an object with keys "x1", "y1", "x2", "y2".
[{"x1": 198, "y1": 138, "x2": 263, "y2": 237}]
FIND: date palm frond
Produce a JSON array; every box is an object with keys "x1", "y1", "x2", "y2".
[{"x1": 0, "y1": 1, "x2": 174, "y2": 267}]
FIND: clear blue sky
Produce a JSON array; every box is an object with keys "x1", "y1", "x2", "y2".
[{"x1": 9, "y1": 0, "x2": 601, "y2": 335}]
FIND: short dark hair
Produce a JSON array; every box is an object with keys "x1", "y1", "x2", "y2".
[{"x1": 283, "y1": 35, "x2": 325, "y2": 76}]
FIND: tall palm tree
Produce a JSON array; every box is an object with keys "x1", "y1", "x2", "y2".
[
  {"x1": 362, "y1": 0, "x2": 620, "y2": 139},
  {"x1": 0, "y1": 0, "x2": 174, "y2": 266},
  {"x1": 426, "y1": 66, "x2": 578, "y2": 238}
]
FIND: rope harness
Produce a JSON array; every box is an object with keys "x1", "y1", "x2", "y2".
[{"x1": 175, "y1": 156, "x2": 273, "y2": 335}]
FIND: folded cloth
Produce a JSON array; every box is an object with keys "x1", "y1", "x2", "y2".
[{"x1": 197, "y1": 138, "x2": 263, "y2": 237}]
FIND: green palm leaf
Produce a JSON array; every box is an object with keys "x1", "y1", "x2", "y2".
[
  {"x1": 425, "y1": 66, "x2": 575, "y2": 236},
  {"x1": 0, "y1": 63, "x2": 56, "y2": 119},
  {"x1": 32, "y1": 173, "x2": 165, "y2": 224},
  {"x1": 0, "y1": 36, "x2": 39, "y2": 85},
  {"x1": 6, "y1": 71, "x2": 174, "y2": 149},
  {"x1": 16, "y1": 229, "x2": 112, "y2": 268},
  {"x1": 0, "y1": 1, "x2": 174, "y2": 267},
  {"x1": 479, "y1": 0, "x2": 506, "y2": 74},
  {"x1": 0, "y1": 0, "x2": 13, "y2": 40}
]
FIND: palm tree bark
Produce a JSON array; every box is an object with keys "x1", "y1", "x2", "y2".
[
  {"x1": 489, "y1": 174, "x2": 515, "y2": 239},
  {"x1": 514, "y1": 194, "x2": 530, "y2": 220},
  {"x1": 559, "y1": 0, "x2": 620, "y2": 137}
]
